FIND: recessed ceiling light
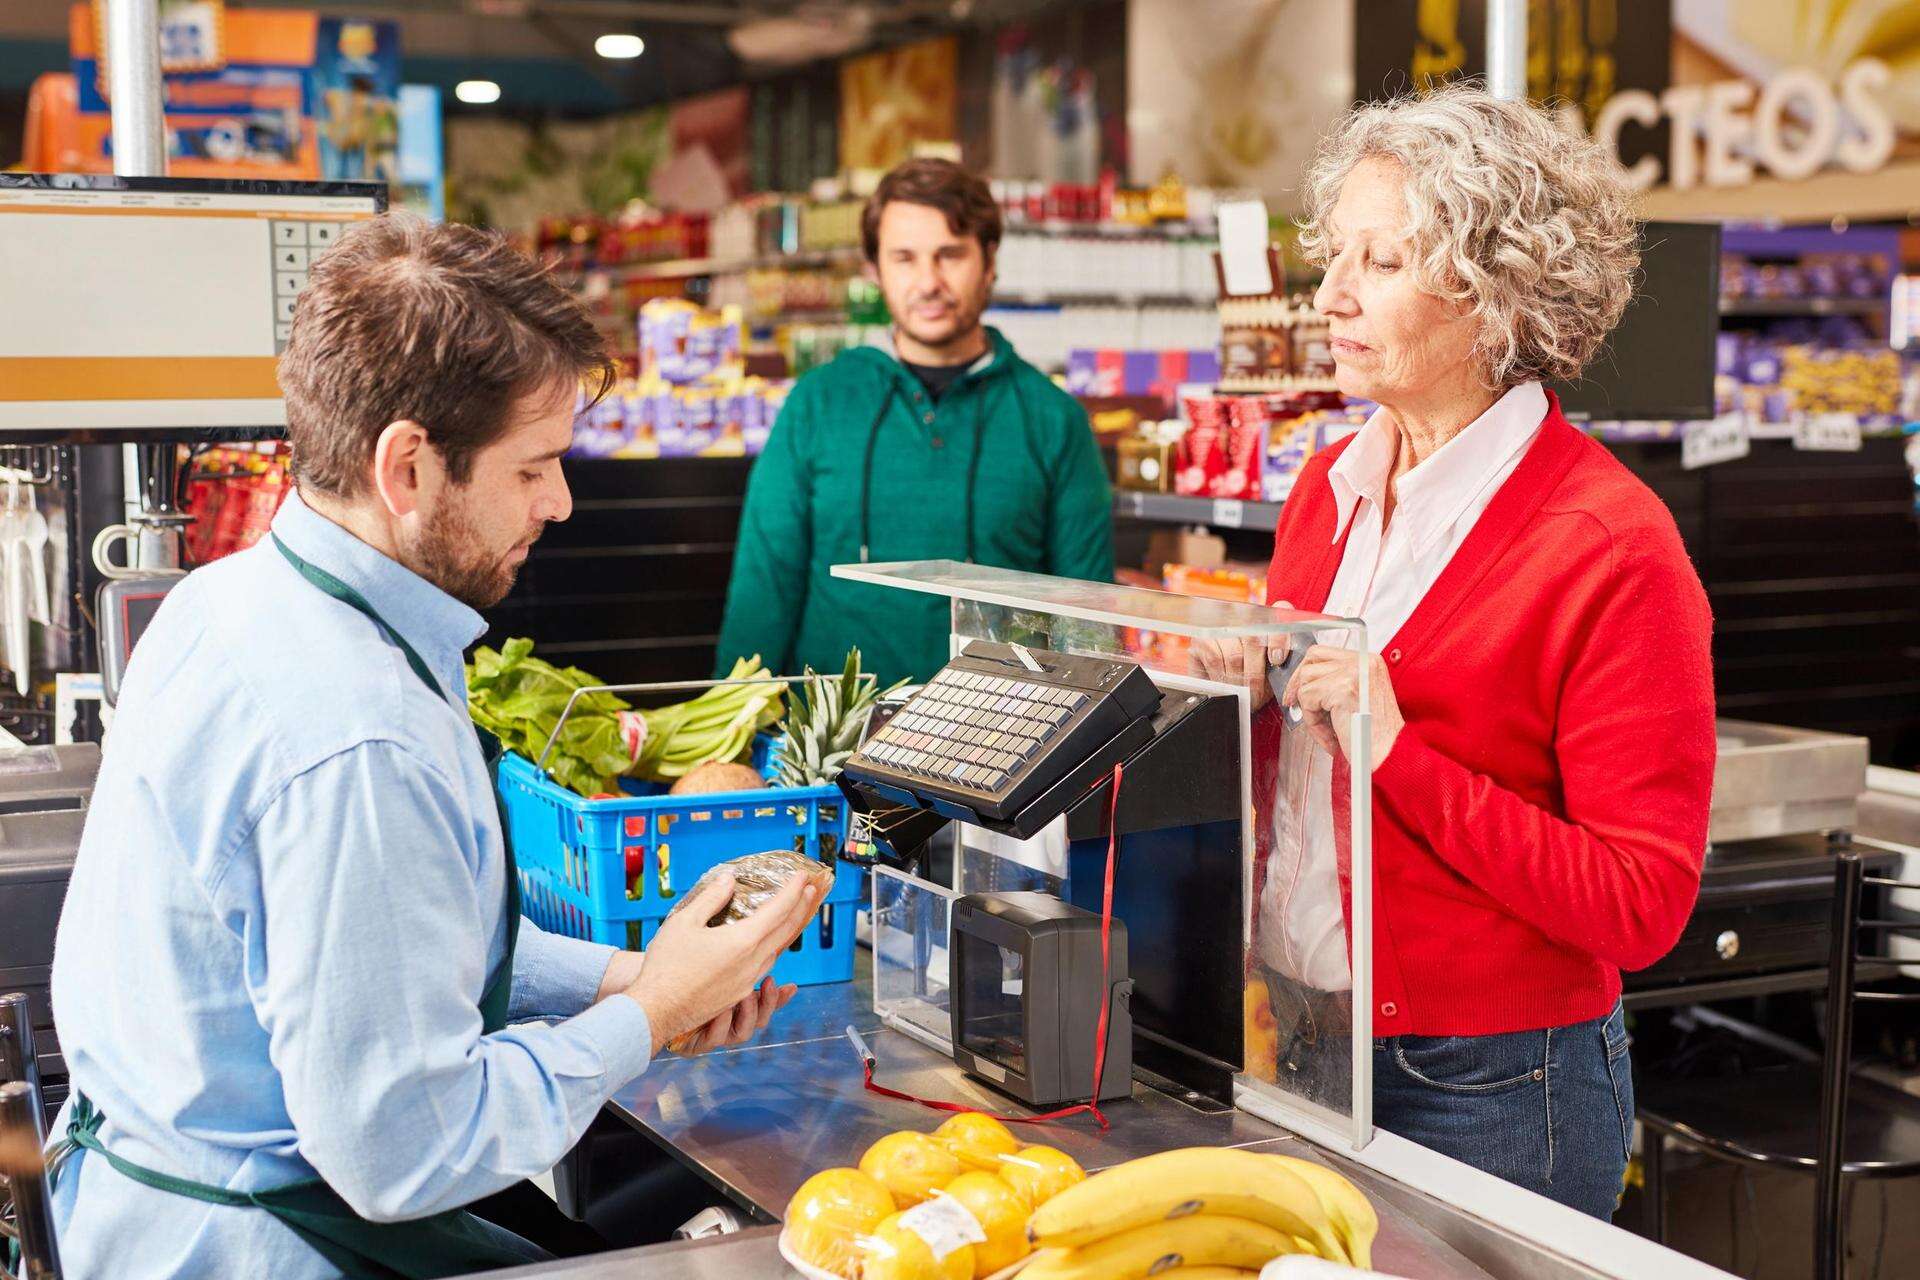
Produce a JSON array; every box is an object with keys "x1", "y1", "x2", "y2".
[
  {"x1": 455, "y1": 79, "x2": 502, "y2": 105},
  {"x1": 596, "y1": 34, "x2": 644, "y2": 59}
]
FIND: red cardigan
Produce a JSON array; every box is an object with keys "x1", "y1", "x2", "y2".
[{"x1": 1253, "y1": 394, "x2": 1716, "y2": 1037}]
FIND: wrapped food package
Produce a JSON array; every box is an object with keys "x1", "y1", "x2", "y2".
[
  {"x1": 667, "y1": 848, "x2": 837, "y2": 928},
  {"x1": 664, "y1": 849, "x2": 837, "y2": 1055}
]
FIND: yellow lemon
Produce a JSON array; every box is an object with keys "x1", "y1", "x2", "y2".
[
  {"x1": 859, "y1": 1131, "x2": 966, "y2": 1208},
  {"x1": 785, "y1": 1168, "x2": 897, "y2": 1278},
  {"x1": 933, "y1": 1112, "x2": 1020, "y2": 1172},
  {"x1": 993, "y1": 1145, "x2": 1085, "y2": 1211},
  {"x1": 937, "y1": 1172, "x2": 1030, "y2": 1277},
  {"x1": 858, "y1": 1210, "x2": 975, "y2": 1280}
]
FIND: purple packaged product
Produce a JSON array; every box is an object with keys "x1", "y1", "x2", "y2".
[
  {"x1": 1123, "y1": 350, "x2": 1160, "y2": 396},
  {"x1": 1188, "y1": 349, "x2": 1222, "y2": 384},
  {"x1": 1716, "y1": 332, "x2": 1744, "y2": 378},
  {"x1": 679, "y1": 389, "x2": 719, "y2": 455},
  {"x1": 653, "y1": 388, "x2": 689, "y2": 456},
  {"x1": 1065, "y1": 350, "x2": 1100, "y2": 396},
  {"x1": 1742, "y1": 346, "x2": 1782, "y2": 385}
]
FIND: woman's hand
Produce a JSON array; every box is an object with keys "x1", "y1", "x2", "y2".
[
  {"x1": 1281, "y1": 647, "x2": 1404, "y2": 770},
  {"x1": 1188, "y1": 601, "x2": 1299, "y2": 710}
]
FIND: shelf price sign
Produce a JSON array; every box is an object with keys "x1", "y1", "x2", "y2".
[
  {"x1": 1682, "y1": 414, "x2": 1751, "y2": 470},
  {"x1": 1793, "y1": 414, "x2": 1863, "y2": 453}
]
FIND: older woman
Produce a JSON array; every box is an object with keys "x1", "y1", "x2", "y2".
[{"x1": 1199, "y1": 84, "x2": 1715, "y2": 1218}]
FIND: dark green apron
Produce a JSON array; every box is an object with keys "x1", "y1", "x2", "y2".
[{"x1": 57, "y1": 534, "x2": 540, "y2": 1279}]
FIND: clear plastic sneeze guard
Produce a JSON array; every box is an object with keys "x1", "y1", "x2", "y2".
[{"x1": 834, "y1": 560, "x2": 1374, "y2": 1149}]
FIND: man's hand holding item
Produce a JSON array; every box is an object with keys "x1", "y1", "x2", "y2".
[{"x1": 623, "y1": 871, "x2": 817, "y2": 1056}]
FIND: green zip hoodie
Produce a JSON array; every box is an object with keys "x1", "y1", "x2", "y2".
[{"x1": 714, "y1": 328, "x2": 1114, "y2": 687}]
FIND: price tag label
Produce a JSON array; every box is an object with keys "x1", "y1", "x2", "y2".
[
  {"x1": 1794, "y1": 414, "x2": 1863, "y2": 453},
  {"x1": 1120, "y1": 492, "x2": 1145, "y2": 518},
  {"x1": 1211, "y1": 498, "x2": 1245, "y2": 528},
  {"x1": 1682, "y1": 415, "x2": 1750, "y2": 470}
]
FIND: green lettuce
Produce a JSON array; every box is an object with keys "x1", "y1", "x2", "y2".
[{"x1": 467, "y1": 637, "x2": 633, "y2": 797}]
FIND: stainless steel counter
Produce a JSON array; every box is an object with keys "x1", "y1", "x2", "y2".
[
  {"x1": 582, "y1": 966, "x2": 1573, "y2": 1280},
  {"x1": 487, "y1": 1227, "x2": 787, "y2": 1279}
]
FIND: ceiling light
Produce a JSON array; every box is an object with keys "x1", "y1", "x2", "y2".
[
  {"x1": 455, "y1": 79, "x2": 501, "y2": 105},
  {"x1": 595, "y1": 34, "x2": 644, "y2": 59}
]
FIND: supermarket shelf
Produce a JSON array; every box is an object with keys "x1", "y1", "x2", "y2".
[
  {"x1": 575, "y1": 246, "x2": 864, "y2": 286},
  {"x1": 1004, "y1": 220, "x2": 1211, "y2": 241},
  {"x1": 1719, "y1": 297, "x2": 1886, "y2": 317},
  {"x1": 993, "y1": 292, "x2": 1215, "y2": 308},
  {"x1": 1113, "y1": 488, "x2": 1289, "y2": 530}
]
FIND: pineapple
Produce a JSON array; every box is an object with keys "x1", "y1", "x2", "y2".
[{"x1": 774, "y1": 649, "x2": 904, "y2": 788}]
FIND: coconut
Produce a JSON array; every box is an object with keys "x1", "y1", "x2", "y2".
[{"x1": 668, "y1": 761, "x2": 769, "y2": 796}]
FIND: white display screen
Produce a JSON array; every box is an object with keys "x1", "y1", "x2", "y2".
[{"x1": 0, "y1": 178, "x2": 382, "y2": 436}]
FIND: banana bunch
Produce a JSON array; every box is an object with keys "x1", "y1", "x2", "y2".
[
  {"x1": 628, "y1": 656, "x2": 784, "y2": 782},
  {"x1": 774, "y1": 648, "x2": 905, "y2": 788},
  {"x1": 1020, "y1": 1148, "x2": 1378, "y2": 1278}
]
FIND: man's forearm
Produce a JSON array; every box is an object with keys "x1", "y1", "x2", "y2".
[{"x1": 595, "y1": 948, "x2": 644, "y2": 1003}]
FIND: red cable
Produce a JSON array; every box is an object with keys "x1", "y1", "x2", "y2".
[{"x1": 859, "y1": 762, "x2": 1125, "y2": 1131}]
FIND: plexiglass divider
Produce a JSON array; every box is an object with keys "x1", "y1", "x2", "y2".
[{"x1": 835, "y1": 561, "x2": 1373, "y2": 1148}]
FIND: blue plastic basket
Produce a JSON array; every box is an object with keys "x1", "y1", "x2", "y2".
[{"x1": 496, "y1": 734, "x2": 861, "y2": 986}]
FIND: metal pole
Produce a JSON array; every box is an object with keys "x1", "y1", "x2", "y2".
[
  {"x1": 105, "y1": 0, "x2": 167, "y2": 176},
  {"x1": 105, "y1": 1, "x2": 182, "y2": 571},
  {"x1": 1486, "y1": 0, "x2": 1528, "y2": 101},
  {"x1": 1812, "y1": 851, "x2": 1862, "y2": 1280},
  {"x1": 1, "y1": 1080, "x2": 64, "y2": 1278}
]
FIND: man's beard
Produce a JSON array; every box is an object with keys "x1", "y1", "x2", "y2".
[
  {"x1": 895, "y1": 283, "x2": 989, "y2": 354},
  {"x1": 403, "y1": 493, "x2": 540, "y2": 610}
]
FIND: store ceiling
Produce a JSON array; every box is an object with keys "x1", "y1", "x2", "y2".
[{"x1": 226, "y1": 0, "x2": 1083, "y2": 113}]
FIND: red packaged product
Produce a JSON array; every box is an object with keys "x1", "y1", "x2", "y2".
[{"x1": 1175, "y1": 417, "x2": 1228, "y2": 496}]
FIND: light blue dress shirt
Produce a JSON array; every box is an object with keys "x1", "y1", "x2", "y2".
[{"x1": 48, "y1": 491, "x2": 654, "y2": 1279}]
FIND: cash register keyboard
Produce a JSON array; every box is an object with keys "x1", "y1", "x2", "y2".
[{"x1": 846, "y1": 642, "x2": 1162, "y2": 823}]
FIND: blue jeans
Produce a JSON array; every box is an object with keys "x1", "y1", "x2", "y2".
[{"x1": 1373, "y1": 1001, "x2": 1634, "y2": 1220}]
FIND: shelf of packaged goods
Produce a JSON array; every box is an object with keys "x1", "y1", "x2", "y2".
[
  {"x1": 1002, "y1": 220, "x2": 1211, "y2": 241},
  {"x1": 1718, "y1": 296, "x2": 1887, "y2": 317},
  {"x1": 570, "y1": 246, "x2": 865, "y2": 288},
  {"x1": 991, "y1": 292, "x2": 1217, "y2": 308},
  {"x1": 1112, "y1": 487, "x2": 1290, "y2": 530}
]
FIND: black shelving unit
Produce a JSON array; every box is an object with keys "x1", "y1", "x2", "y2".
[{"x1": 480, "y1": 455, "x2": 754, "y2": 685}]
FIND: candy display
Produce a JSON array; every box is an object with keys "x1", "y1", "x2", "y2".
[
  {"x1": 1218, "y1": 296, "x2": 1338, "y2": 393},
  {"x1": 1170, "y1": 392, "x2": 1359, "y2": 503},
  {"x1": 1063, "y1": 348, "x2": 1221, "y2": 400},
  {"x1": 1714, "y1": 330, "x2": 1906, "y2": 431},
  {"x1": 1720, "y1": 250, "x2": 1894, "y2": 304},
  {"x1": 569, "y1": 298, "x2": 794, "y2": 458}
]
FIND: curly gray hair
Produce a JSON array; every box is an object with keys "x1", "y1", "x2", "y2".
[{"x1": 1298, "y1": 83, "x2": 1639, "y2": 389}]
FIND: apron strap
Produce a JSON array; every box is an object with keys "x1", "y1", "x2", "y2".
[{"x1": 271, "y1": 535, "x2": 447, "y2": 702}]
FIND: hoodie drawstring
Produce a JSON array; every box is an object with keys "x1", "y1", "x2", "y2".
[{"x1": 858, "y1": 370, "x2": 992, "y2": 566}]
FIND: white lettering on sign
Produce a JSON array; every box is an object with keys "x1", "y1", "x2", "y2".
[
  {"x1": 1794, "y1": 414, "x2": 1863, "y2": 453},
  {"x1": 1598, "y1": 59, "x2": 1894, "y2": 192},
  {"x1": 1683, "y1": 415, "x2": 1751, "y2": 471}
]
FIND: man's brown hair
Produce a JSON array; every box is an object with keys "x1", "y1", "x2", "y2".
[
  {"x1": 860, "y1": 158, "x2": 1003, "y2": 265},
  {"x1": 278, "y1": 214, "x2": 612, "y2": 498}
]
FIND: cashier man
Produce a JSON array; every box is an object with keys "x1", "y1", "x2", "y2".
[
  {"x1": 714, "y1": 158, "x2": 1114, "y2": 688},
  {"x1": 46, "y1": 216, "x2": 821, "y2": 1279}
]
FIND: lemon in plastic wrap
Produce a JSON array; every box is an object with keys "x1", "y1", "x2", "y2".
[
  {"x1": 785, "y1": 1167, "x2": 897, "y2": 1278},
  {"x1": 859, "y1": 1131, "x2": 965, "y2": 1208},
  {"x1": 937, "y1": 1172, "x2": 1030, "y2": 1277},
  {"x1": 993, "y1": 1144, "x2": 1085, "y2": 1211},
  {"x1": 858, "y1": 1208, "x2": 976, "y2": 1280},
  {"x1": 933, "y1": 1112, "x2": 1020, "y2": 1172}
]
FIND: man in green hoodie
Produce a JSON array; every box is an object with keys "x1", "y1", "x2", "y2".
[{"x1": 715, "y1": 158, "x2": 1114, "y2": 688}]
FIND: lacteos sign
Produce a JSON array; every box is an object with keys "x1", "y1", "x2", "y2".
[{"x1": 1596, "y1": 58, "x2": 1895, "y2": 191}]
